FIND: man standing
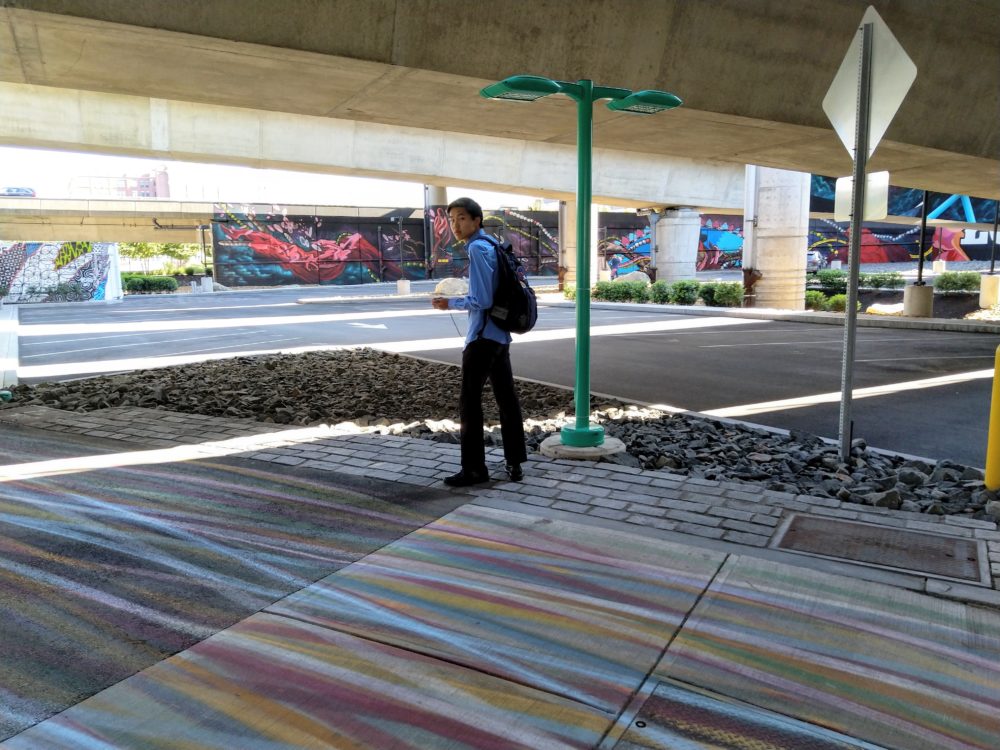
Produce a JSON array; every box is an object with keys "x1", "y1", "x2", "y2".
[{"x1": 431, "y1": 197, "x2": 527, "y2": 486}]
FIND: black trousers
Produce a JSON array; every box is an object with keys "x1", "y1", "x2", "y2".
[{"x1": 459, "y1": 338, "x2": 527, "y2": 472}]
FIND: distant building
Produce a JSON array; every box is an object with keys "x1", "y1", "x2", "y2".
[{"x1": 69, "y1": 167, "x2": 170, "y2": 198}]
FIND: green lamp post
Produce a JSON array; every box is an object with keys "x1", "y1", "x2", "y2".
[{"x1": 481, "y1": 75, "x2": 682, "y2": 447}]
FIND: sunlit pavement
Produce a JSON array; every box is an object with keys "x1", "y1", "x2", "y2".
[{"x1": 1, "y1": 404, "x2": 998, "y2": 749}]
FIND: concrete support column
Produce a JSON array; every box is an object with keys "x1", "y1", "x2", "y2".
[
  {"x1": 655, "y1": 207, "x2": 700, "y2": 281},
  {"x1": 559, "y1": 200, "x2": 601, "y2": 288},
  {"x1": 746, "y1": 166, "x2": 811, "y2": 310},
  {"x1": 425, "y1": 185, "x2": 448, "y2": 207}
]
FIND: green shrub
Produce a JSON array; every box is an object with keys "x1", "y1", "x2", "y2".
[
  {"x1": 563, "y1": 286, "x2": 576, "y2": 301},
  {"x1": 804, "y1": 290, "x2": 827, "y2": 311},
  {"x1": 669, "y1": 280, "x2": 701, "y2": 305},
  {"x1": 934, "y1": 271, "x2": 980, "y2": 292},
  {"x1": 825, "y1": 294, "x2": 862, "y2": 312},
  {"x1": 593, "y1": 280, "x2": 648, "y2": 302},
  {"x1": 619, "y1": 280, "x2": 649, "y2": 302},
  {"x1": 592, "y1": 281, "x2": 614, "y2": 301},
  {"x1": 816, "y1": 269, "x2": 848, "y2": 294},
  {"x1": 826, "y1": 294, "x2": 849, "y2": 312},
  {"x1": 711, "y1": 282, "x2": 744, "y2": 307},
  {"x1": 648, "y1": 280, "x2": 671, "y2": 304},
  {"x1": 124, "y1": 275, "x2": 179, "y2": 294},
  {"x1": 859, "y1": 271, "x2": 905, "y2": 290},
  {"x1": 699, "y1": 282, "x2": 717, "y2": 306},
  {"x1": 183, "y1": 263, "x2": 207, "y2": 275}
]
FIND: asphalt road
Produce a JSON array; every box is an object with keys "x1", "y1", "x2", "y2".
[{"x1": 16, "y1": 285, "x2": 1000, "y2": 467}]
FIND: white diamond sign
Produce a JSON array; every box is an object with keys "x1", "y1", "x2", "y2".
[
  {"x1": 834, "y1": 171, "x2": 889, "y2": 221},
  {"x1": 823, "y1": 6, "x2": 916, "y2": 158}
]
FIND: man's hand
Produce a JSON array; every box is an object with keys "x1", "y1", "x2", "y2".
[{"x1": 431, "y1": 296, "x2": 450, "y2": 310}]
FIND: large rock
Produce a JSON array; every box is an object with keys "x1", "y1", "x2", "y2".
[{"x1": 614, "y1": 271, "x2": 651, "y2": 285}]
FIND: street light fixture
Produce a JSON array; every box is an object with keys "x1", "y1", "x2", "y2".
[{"x1": 481, "y1": 75, "x2": 681, "y2": 448}]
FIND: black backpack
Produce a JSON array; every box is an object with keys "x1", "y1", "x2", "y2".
[{"x1": 482, "y1": 236, "x2": 538, "y2": 334}]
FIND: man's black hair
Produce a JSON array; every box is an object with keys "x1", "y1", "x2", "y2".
[{"x1": 447, "y1": 197, "x2": 483, "y2": 226}]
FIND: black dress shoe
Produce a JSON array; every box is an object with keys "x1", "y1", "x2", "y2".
[
  {"x1": 505, "y1": 463, "x2": 523, "y2": 481},
  {"x1": 443, "y1": 469, "x2": 490, "y2": 487}
]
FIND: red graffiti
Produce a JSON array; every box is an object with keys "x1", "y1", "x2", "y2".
[{"x1": 221, "y1": 225, "x2": 394, "y2": 282}]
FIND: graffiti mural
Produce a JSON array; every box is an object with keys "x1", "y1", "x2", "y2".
[
  {"x1": 806, "y1": 221, "x2": 1000, "y2": 265},
  {"x1": 423, "y1": 205, "x2": 468, "y2": 279},
  {"x1": 423, "y1": 206, "x2": 560, "y2": 278},
  {"x1": 0, "y1": 241, "x2": 118, "y2": 303},
  {"x1": 213, "y1": 205, "x2": 426, "y2": 287},
  {"x1": 697, "y1": 215, "x2": 745, "y2": 270},
  {"x1": 595, "y1": 213, "x2": 653, "y2": 278},
  {"x1": 811, "y1": 176, "x2": 998, "y2": 224},
  {"x1": 487, "y1": 210, "x2": 559, "y2": 276}
]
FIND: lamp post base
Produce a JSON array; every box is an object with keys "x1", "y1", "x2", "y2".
[
  {"x1": 560, "y1": 424, "x2": 605, "y2": 447},
  {"x1": 541, "y1": 434, "x2": 625, "y2": 461}
]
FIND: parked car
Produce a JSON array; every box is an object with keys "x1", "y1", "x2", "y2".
[
  {"x1": 806, "y1": 249, "x2": 826, "y2": 272},
  {"x1": 0, "y1": 186, "x2": 36, "y2": 197}
]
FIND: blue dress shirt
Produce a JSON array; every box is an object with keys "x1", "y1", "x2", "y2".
[{"x1": 447, "y1": 229, "x2": 512, "y2": 347}]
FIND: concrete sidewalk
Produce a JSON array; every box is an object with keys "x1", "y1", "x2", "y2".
[{"x1": 1, "y1": 405, "x2": 998, "y2": 749}]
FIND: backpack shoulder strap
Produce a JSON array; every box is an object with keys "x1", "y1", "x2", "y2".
[{"x1": 471, "y1": 234, "x2": 501, "y2": 340}]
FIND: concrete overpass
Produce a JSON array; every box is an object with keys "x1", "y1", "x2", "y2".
[
  {"x1": 0, "y1": 1, "x2": 996, "y2": 308},
  {"x1": 0, "y1": 1, "x2": 996, "y2": 201},
  {"x1": 0, "y1": 198, "x2": 426, "y2": 242}
]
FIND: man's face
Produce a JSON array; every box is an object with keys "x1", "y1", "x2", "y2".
[{"x1": 448, "y1": 207, "x2": 480, "y2": 242}]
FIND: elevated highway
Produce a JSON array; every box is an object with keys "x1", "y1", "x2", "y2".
[
  {"x1": 0, "y1": 1, "x2": 996, "y2": 202},
  {"x1": 0, "y1": 1, "x2": 995, "y2": 309},
  {"x1": 0, "y1": 199, "x2": 423, "y2": 242}
]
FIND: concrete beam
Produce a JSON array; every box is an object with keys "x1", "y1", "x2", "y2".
[
  {"x1": 0, "y1": 82, "x2": 746, "y2": 209},
  {"x1": 0, "y1": 199, "x2": 429, "y2": 241},
  {"x1": 0, "y1": 4, "x2": 995, "y2": 199}
]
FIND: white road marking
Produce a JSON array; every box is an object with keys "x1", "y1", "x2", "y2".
[
  {"x1": 18, "y1": 316, "x2": 763, "y2": 380},
  {"x1": 700, "y1": 333, "x2": 995, "y2": 348},
  {"x1": 705, "y1": 369, "x2": 994, "y2": 418},
  {"x1": 19, "y1": 308, "x2": 446, "y2": 337},
  {"x1": 21, "y1": 332, "x2": 264, "y2": 358},
  {"x1": 856, "y1": 354, "x2": 993, "y2": 363},
  {"x1": 110, "y1": 302, "x2": 300, "y2": 313}
]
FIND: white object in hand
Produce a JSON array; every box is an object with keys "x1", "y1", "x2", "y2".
[{"x1": 434, "y1": 277, "x2": 469, "y2": 297}]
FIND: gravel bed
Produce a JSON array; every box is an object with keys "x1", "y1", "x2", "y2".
[{"x1": 3, "y1": 349, "x2": 997, "y2": 522}]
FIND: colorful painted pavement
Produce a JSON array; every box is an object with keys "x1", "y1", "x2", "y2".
[
  {"x1": 6, "y1": 502, "x2": 1000, "y2": 749},
  {"x1": 0, "y1": 425, "x2": 463, "y2": 741},
  {"x1": 653, "y1": 556, "x2": 1000, "y2": 750}
]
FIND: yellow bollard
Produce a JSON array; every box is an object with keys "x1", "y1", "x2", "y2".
[{"x1": 987, "y1": 346, "x2": 1000, "y2": 489}]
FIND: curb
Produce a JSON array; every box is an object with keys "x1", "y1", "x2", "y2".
[
  {"x1": 539, "y1": 297, "x2": 1000, "y2": 334},
  {"x1": 0, "y1": 304, "x2": 17, "y2": 388}
]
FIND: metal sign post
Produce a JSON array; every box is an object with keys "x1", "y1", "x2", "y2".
[
  {"x1": 822, "y1": 6, "x2": 916, "y2": 463},
  {"x1": 837, "y1": 21, "x2": 874, "y2": 462}
]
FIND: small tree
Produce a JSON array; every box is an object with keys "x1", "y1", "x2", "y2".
[
  {"x1": 160, "y1": 243, "x2": 200, "y2": 263},
  {"x1": 119, "y1": 242, "x2": 200, "y2": 273},
  {"x1": 118, "y1": 242, "x2": 160, "y2": 273}
]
